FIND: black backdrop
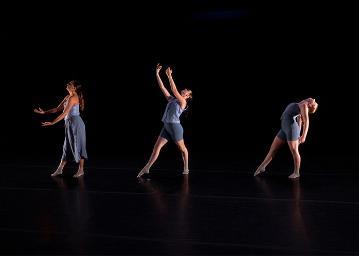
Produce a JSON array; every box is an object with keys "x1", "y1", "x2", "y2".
[{"x1": 1, "y1": 1, "x2": 357, "y2": 168}]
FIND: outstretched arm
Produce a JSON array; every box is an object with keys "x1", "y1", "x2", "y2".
[
  {"x1": 299, "y1": 104, "x2": 309, "y2": 144},
  {"x1": 156, "y1": 64, "x2": 172, "y2": 101},
  {"x1": 165, "y1": 67, "x2": 186, "y2": 109},
  {"x1": 34, "y1": 96, "x2": 69, "y2": 114},
  {"x1": 41, "y1": 96, "x2": 76, "y2": 126}
]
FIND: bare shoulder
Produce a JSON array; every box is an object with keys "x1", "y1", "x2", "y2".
[
  {"x1": 68, "y1": 95, "x2": 79, "y2": 104},
  {"x1": 298, "y1": 101, "x2": 307, "y2": 109},
  {"x1": 167, "y1": 96, "x2": 174, "y2": 101},
  {"x1": 63, "y1": 95, "x2": 71, "y2": 101}
]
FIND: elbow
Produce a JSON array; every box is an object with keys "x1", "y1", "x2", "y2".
[{"x1": 171, "y1": 86, "x2": 178, "y2": 93}]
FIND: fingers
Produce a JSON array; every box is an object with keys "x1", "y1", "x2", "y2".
[
  {"x1": 34, "y1": 108, "x2": 44, "y2": 114},
  {"x1": 41, "y1": 122, "x2": 51, "y2": 126},
  {"x1": 165, "y1": 67, "x2": 172, "y2": 76}
]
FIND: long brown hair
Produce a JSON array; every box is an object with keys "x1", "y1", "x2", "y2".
[{"x1": 70, "y1": 80, "x2": 85, "y2": 111}]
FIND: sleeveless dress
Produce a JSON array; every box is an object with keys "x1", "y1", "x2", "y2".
[
  {"x1": 159, "y1": 97, "x2": 185, "y2": 142},
  {"x1": 276, "y1": 103, "x2": 301, "y2": 141},
  {"x1": 61, "y1": 99, "x2": 88, "y2": 162}
]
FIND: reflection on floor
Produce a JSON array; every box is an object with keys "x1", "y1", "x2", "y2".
[{"x1": 0, "y1": 163, "x2": 358, "y2": 255}]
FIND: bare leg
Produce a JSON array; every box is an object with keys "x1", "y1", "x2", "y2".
[
  {"x1": 175, "y1": 139, "x2": 189, "y2": 174},
  {"x1": 51, "y1": 160, "x2": 67, "y2": 176},
  {"x1": 254, "y1": 136, "x2": 285, "y2": 176},
  {"x1": 287, "y1": 140, "x2": 301, "y2": 179},
  {"x1": 74, "y1": 158, "x2": 85, "y2": 178},
  {"x1": 137, "y1": 137, "x2": 168, "y2": 178}
]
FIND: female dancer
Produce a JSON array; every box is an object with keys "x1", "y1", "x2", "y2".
[
  {"x1": 137, "y1": 64, "x2": 192, "y2": 178},
  {"x1": 254, "y1": 98, "x2": 318, "y2": 179},
  {"x1": 34, "y1": 80, "x2": 88, "y2": 178}
]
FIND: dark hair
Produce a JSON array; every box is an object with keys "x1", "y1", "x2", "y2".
[
  {"x1": 70, "y1": 80, "x2": 85, "y2": 111},
  {"x1": 183, "y1": 92, "x2": 193, "y2": 118},
  {"x1": 184, "y1": 96, "x2": 192, "y2": 111}
]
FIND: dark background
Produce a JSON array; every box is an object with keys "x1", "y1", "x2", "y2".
[{"x1": 1, "y1": 1, "x2": 357, "y2": 170}]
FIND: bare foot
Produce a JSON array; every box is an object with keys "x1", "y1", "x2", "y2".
[
  {"x1": 288, "y1": 173, "x2": 300, "y2": 179},
  {"x1": 137, "y1": 167, "x2": 149, "y2": 178},
  {"x1": 51, "y1": 169, "x2": 63, "y2": 177},
  {"x1": 73, "y1": 170, "x2": 84, "y2": 178},
  {"x1": 182, "y1": 169, "x2": 189, "y2": 175},
  {"x1": 254, "y1": 167, "x2": 265, "y2": 176}
]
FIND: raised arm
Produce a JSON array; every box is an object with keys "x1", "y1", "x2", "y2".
[
  {"x1": 34, "y1": 96, "x2": 69, "y2": 115},
  {"x1": 298, "y1": 104, "x2": 309, "y2": 144},
  {"x1": 41, "y1": 96, "x2": 77, "y2": 126},
  {"x1": 165, "y1": 67, "x2": 186, "y2": 109},
  {"x1": 156, "y1": 64, "x2": 172, "y2": 101}
]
